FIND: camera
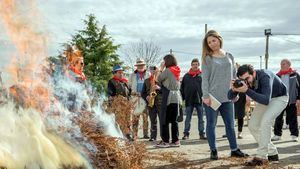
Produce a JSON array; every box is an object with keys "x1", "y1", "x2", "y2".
[{"x1": 233, "y1": 79, "x2": 245, "y2": 88}]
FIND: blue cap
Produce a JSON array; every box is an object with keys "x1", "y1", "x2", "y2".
[{"x1": 112, "y1": 65, "x2": 123, "y2": 73}]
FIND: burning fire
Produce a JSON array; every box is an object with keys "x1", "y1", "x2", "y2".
[{"x1": 0, "y1": 0, "x2": 146, "y2": 168}]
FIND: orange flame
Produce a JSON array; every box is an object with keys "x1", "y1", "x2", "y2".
[{"x1": 0, "y1": 0, "x2": 52, "y2": 111}]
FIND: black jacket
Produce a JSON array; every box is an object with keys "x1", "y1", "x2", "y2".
[
  {"x1": 141, "y1": 78, "x2": 162, "y2": 108},
  {"x1": 180, "y1": 72, "x2": 203, "y2": 106},
  {"x1": 277, "y1": 71, "x2": 300, "y2": 104},
  {"x1": 107, "y1": 78, "x2": 131, "y2": 98}
]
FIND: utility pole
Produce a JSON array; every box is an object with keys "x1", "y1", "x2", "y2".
[
  {"x1": 205, "y1": 24, "x2": 208, "y2": 34},
  {"x1": 260, "y1": 56, "x2": 262, "y2": 69},
  {"x1": 169, "y1": 49, "x2": 173, "y2": 54},
  {"x1": 264, "y1": 29, "x2": 272, "y2": 69}
]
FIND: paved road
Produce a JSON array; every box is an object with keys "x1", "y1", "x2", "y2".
[{"x1": 137, "y1": 115, "x2": 300, "y2": 168}]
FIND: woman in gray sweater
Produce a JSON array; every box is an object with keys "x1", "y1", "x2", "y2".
[
  {"x1": 155, "y1": 54, "x2": 182, "y2": 148},
  {"x1": 201, "y1": 30, "x2": 248, "y2": 160}
]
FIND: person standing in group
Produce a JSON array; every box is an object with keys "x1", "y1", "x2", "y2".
[
  {"x1": 128, "y1": 58, "x2": 150, "y2": 139},
  {"x1": 233, "y1": 63, "x2": 248, "y2": 139},
  {"x1": 234, "y1": 92, "x2": 247, "y2": 139},
  {"x1": 141, "y1": 66, "x2": 162, "y2": 141},
  {"x1": 228, "y1": 64, "x2": 289, "y2": 165},
  {"x1": 155, "y1": 54, "x2": 182, "y2": 148},
  {"x1": 272, "y1": 59, "x2": 300, "y2": 142},
  {"x1": 181, "y1": 58, "x2": 206, "y2": 140},
  {"x1": 107, "y1": 65, "x2": 133, "y2": 141},
  {"x1": 201, "y1": 30, "x2": 248, "y2": 160}
]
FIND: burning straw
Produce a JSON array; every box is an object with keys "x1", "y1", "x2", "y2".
[{"x1": 77, "y1": 110, "x2": 146, "y2": 169}]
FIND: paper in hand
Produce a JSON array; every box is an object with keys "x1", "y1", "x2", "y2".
[{"x1": 209, "y1": 93, "x2": 221, "y2": 111}]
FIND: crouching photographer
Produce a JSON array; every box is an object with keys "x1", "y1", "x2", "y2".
[{"x1": 228, "y1": 64, "x2": 289, "y2": 166}]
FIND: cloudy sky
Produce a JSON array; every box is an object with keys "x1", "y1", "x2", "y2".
[{"x1": 1, "y1": 0, "x2": 300, "y2": 74}]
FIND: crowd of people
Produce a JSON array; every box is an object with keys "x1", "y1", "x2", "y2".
[{"x1": 74, "y1": 30, "x2": 299, "y2": 166}]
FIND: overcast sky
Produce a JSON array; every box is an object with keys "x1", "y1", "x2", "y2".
[{"x1": 1, "y1": 0, "x2": 300, "y2": 74}]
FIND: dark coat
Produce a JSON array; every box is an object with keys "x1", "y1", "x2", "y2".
[
  {"x1": 180, "y1": 73, "x2": 203, "y2": 106},
  {"x1": 234, "y1": 92, "x2": 246, "y2": 119},
  {"x1": 277, "y1": 71, "x2": 300, "y2": 104},
  {"x1": 107, "y1": 78, "x2": 131, "y2": 98},
  {"x1": 141, "y1": 78, "x2": 162, "y2": 109}
]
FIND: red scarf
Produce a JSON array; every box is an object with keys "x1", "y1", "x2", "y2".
[
  {"x1": 277, "y1": 67, "x2": 296, "y2": 76},
  {"x1": 149, "y1": 73, "x2": 154, "y2": 81},
  {"x1": 137, "y1": 71, "x2": 145, "y2": 80},
  {"x1": 69, "y1": 66, "x2": 87, "y2": 81},
  {"x1": 113, "y1": 75, "x2": 128, "y2": 83},
  {"x1": 188, "y1": 68, "x2": 202, "y2": 77},
  {"x1": 169, "y1": 66, "x2": 181, "y2": 81}
]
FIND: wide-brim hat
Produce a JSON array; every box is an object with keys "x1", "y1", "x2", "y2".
[
  {"x1": 112, "y1": 65, "x2": 123, "y2": 73},
  {"x1": 134, "y1": 58, "x2": 146, "y2": 66}
]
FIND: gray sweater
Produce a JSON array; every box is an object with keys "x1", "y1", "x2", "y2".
[
  {"x1": 157, "y1": 68, "x2": 182, "y2": 105},
  {"x1": 201, "y1": 53, "x2": 236, "y2": 103}
]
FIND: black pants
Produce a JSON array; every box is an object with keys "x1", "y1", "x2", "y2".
[
  {"x1": 274, "y1": 103, "x2": 299, "y2": 137},
  {"x1": 237, "y1": 118, "x2": 244, "y2": 132},
  {"x1": 148, "y1": 105, "x2": 159, "y2": 139},
  {"x1": 161, "y1": 103, "x2": 179, "y2": 143}
]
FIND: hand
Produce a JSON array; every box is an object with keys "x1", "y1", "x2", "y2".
[
  {"x1": 230, "y1": 80, "x2": 239, "y2": 92},
  {"x1": 234, "y1": 81, "x2": 248, "y2": 93},
  {"x1": 203, "y1": 98, "x2": 211, "y2": 106},
  {"x1": 154, "y1": 85, "x2": 161, "y2": 90}
]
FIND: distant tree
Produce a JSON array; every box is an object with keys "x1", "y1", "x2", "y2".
[
  {"x1": 68, "y1": 14, "x2": 122, "y2": 93},
  {"x1": 121, "y1": 39, "x2": 162, "y2": 70}
]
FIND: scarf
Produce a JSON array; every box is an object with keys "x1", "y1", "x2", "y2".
[
  {"x1": 69, "y1": 66, "x2": 87, "y2": 81},
  {"x1": 113, "y1": 75, "x2": 128, "y2": 83},
  {"x1": 277, "y1": 67, "x2": 296, "y2": 76},
  {"x1": 188, "y1": 68, "x2": 202, "y2": 77},
  {"x1": 169, "y1": 66, "x2": 181, "y2": 81}
]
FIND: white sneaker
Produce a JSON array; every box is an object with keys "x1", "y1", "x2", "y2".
[
  {"x1": 271, "y1": 135, "x2": 281, "y2": 141},
  {"x1": 291, "y1": 135, "x2": 298, "y2": 142}
]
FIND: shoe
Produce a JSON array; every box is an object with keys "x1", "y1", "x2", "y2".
[
  {"x1": 291, "y1": 135, "x2": 298, "y2": 142},
  {"x1": 231, "y1": 148, "x2": 249, "y2": 158},
  {"x1": 149, "y1": 138, "x2": 156, "y2": 141},
  {"x1": 170, "y1": 140, "x2": 180, "y2": 147},
  {"x1": 155, "y1": 141, "x2": 170, "y2": 148},
  {"x1": 238, "y1": 132, "x2": 243, "y2": 139},
  {"x1": 210, "y1": 149, "x2": 218, "y2": 160},
  {"x1": 268, "y1": 154, "x2": 279, "y2": 164},
  {"x1": 245, "y1": 157, "x2": 268, "y2": 166},
  {"x1": 271, "y1": 135, "x2": 281, "y2": 141},
  {"x1": 182, "y1": 134, "x2": 189, "y2": 140},
  {"x1": 143, "y1": 135, "x2": 150, "y2": 139},
  {"x1": 222, "y1": 134, "x2": 227, "y2": 138},
  {"x1": 199, "y1": 134, "x2": 207, "y2": 140}
]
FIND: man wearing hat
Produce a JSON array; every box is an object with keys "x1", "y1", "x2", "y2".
[
  {"x1": 107, "y1": 65, "x2": 133, "y2": 141},
  {"x1": 129, "y1": 58, "x2": 150, "y2": 139}
]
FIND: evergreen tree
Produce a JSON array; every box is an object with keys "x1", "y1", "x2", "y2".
[{"x1": 70, "y1": 14, "x2": 121, "y2": 93}]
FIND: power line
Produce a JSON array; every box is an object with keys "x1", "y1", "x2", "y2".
[
  {"x1": 221, "y1": 30, "x2": 262, "y2": 34},
  {"x1": 274, "y1": 37, "x2": 300, "y2": 46},
  {"x1": 272, "y1": 33, "x2": 300, "y2": 36},
  {"x1": 172, "y1": 50, "x2": 201, "y2": 56}
]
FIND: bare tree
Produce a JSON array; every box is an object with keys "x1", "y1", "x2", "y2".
[{"x1": 121, "y1": 39, "x2": 162, "y2": 70}]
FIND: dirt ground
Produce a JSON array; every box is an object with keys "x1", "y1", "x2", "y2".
[{"x1": 137, "y1": 115, "x2": 300, "y2": 169}]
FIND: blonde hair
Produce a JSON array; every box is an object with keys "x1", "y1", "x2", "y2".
[
  {"x1": 63, "y1": 45, "x2": 83, "y2": 66},
  {"x1": 202, "y1": 30, "x2": 223, "y2": 64}
]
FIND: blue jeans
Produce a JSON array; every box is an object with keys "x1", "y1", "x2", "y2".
[
  {"x1": 204, "y1": 102, "x2": 237, "y2": 151},
  {"x1": 183, "y1": 103, "x2": 205, "y2": 135}
]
